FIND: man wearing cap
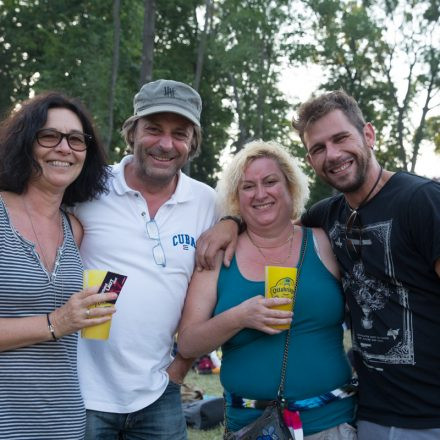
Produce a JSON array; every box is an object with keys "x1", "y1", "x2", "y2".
[{"x1": 73, "y1": 79, "x2": 217, "y2": 439}]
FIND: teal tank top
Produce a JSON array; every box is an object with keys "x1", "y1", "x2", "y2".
[{"x1": 214, "y1": 228, "x2": 355, "y2": 435}]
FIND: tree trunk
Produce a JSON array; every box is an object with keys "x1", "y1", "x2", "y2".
[
  {"x1": 139, "y1": 0, "x2": 156, "y2": 87},
  {"x1": 184, "y1": 0, "x2": 213, "y2": 176},
  {"x1": 384, "y1": 54, "x2": 415, "y2": 171},
  {"x1": 410, "y1": 54, "x2": 439, "y2": 173},
  {"x1": 193, "y1": 0, "x2": 212, "y2": 92},
  {"x1": 105, "y1": 0, "x2": 121, "y2": 153},
  {"x1": 256, "y1": 38, "x2": 270, "y2": 139},
  {"x1": 229, "y1": 72, "x2": 248, "y2": 151}
]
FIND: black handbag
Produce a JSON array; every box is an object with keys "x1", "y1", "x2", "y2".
[
  {"x1": 225, "y1": 401, "x2": 293, "y2": 440},
  {"x1": 225, "y1": 229, "x2": 308, "y2": 440}
]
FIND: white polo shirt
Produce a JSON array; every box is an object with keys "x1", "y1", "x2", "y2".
[{"x1": 74, "y1": 155, "x2": 217, "y2": 413}]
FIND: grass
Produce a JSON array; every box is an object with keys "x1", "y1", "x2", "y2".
[{"x1": 185, "y1": 369, "x2": 225, "y2": 440}]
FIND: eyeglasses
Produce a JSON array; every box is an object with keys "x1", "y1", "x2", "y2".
[
  {"x1": 36, "y1": 128, "x2": 92, "y2": 152},
  {"x1": 146, "y1": 219, "x2": 166, "y2": 267},
  {"x1": 345, "y1": 209, "x2": 362, "y2": 261}
]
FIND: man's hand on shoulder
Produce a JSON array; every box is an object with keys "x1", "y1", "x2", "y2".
[{"x1": 195, "y1": 218, "x2": 240, "y2": 271}]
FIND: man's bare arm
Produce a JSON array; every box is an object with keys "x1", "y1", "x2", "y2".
[{"x1": 195, "y1": 219, "x2": 239, "y2": 271}]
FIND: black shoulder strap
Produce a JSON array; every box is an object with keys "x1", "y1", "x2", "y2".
[{"x1": 277, "y1": 226, "x2": 308, "y2": 402}]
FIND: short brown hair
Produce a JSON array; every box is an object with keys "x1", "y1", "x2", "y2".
[{"x1": 292, "y1": 90, "x2": 366, "y2": 145}]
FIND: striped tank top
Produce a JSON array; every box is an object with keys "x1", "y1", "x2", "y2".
[{"x1": 0, "y1": 196, "x2": 86, "y2": 439}]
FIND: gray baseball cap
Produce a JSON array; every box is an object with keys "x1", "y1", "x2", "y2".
[{"x1": 133, "y1": 79, "x2": 202, "y2": 127}]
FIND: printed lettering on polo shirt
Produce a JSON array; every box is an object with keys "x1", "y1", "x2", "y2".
[{"x1": 172, "y1": 233, "x2": 196, "y2": 251}]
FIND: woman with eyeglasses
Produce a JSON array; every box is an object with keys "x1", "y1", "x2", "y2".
[
  {"x1": 0, "y1": 92, "x2": 116, "y2": 439},
  {"x1": 178, "y1": 140, "x2": 356, "y2": 439}
]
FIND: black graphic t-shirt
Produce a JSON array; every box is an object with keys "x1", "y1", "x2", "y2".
[{"x1": 302, "y1": 172, "x2": 440, "y2": 429}]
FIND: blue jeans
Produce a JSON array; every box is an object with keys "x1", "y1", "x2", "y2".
[{"x1": 85, "y1": 381, "x2": 187, "y2": 440}]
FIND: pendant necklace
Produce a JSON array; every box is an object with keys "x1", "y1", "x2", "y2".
[
  {"x1": 22, "y1": 199, "x2": 64, "y2": 308},
  {"x1": 246, "y1": 227, "x2": 295, "y2": 265}
]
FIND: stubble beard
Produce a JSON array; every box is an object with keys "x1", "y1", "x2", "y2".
[
  {"x1": 322, "y1": 142, "x2": 372, "y2": 194},
  {"x1": 133, "y1": 147, "x2": 185, "y2": 188}
]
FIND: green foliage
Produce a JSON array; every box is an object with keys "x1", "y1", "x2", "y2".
[
  {"x1": 307, "y1": 177, "x2": 335, "y2": 207},
  {"x1": 424, "y1": 0, "x2": 440, "y2": 20},
  {"x1": 285, "y1": 136, "x2": 335, "y2": 207},
  {"x1": 425, "y1": 116, "x2": 440, "y2": 153},
  {"x1": 209, "y1": 0, "x2": 294, "y2": 151},
  {"x1": 286, "y1": 0, "x2": 440, "y2": 173},
  {"x1": 0, "y1": 0, "x2": 124, "y2": 154},
  {"x1": 1, "y1": 0, "x2": 438, "y2": 184}
]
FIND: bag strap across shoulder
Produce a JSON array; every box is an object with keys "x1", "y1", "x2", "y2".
[{"x1": 277, "y1": 226, "x2": 308, "y2": 403}]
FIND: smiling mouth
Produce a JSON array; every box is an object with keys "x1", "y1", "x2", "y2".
[
  {"x1": 253, "y1": 202, "x2": 274, "y2": 209},
  {"x1": 151, "y1": 155, "x2": 174, "y2": 162},
  {"x1": 328, "y1": 159, "x2": 353, "y2": 174},
  {"x1": 47, "y1": 160, "x2": 72, "y2": 167}
]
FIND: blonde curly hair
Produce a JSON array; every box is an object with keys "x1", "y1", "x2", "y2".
[{"x1": 216, "y1": 140, "x2": 309, "y2": 222}]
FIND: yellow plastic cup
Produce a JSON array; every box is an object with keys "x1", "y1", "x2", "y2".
[
  {"x1": 265, "y1": 266, "x2": 297, "y2": 330},
  {"x1": 81, "y1": 269, "x2": 113, "y2": 340}
]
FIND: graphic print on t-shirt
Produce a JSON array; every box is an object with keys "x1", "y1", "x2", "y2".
[{"x1": 329, "y1": 220, "x2": 415, "y2": 368}]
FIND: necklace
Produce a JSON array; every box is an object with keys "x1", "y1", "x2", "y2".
[
  {"x1": 349, "y1": 166, "x2": 383, "y2": 211},
  {"x1": 248, "y1": 230, "x2": 294, "y2": 249},
  {"x1": 246, "y1": 227, "x2": 295, "y2": 265},
  {"x1": 22, "y1": 198, "x2": 63, "y2": 274}
]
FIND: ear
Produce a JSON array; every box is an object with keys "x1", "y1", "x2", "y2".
[{"x1": 363, "y1": 122, "x2": 376, "y2": 149}]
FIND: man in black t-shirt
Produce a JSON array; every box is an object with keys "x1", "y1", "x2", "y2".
[
  {"x1": 292, "y1": 90, "x2": 440, "y2": 439},
  {"x1": 195, "y1": 90, "x2": 440, "y2": 439}
]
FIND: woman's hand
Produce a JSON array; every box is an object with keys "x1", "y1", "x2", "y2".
[
  {"x1": 49, "y1": 287, "x2": 117, "y2": 339},
  {"x1": 235, "y1": 295, "x2": 293, "y2": 334}
]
